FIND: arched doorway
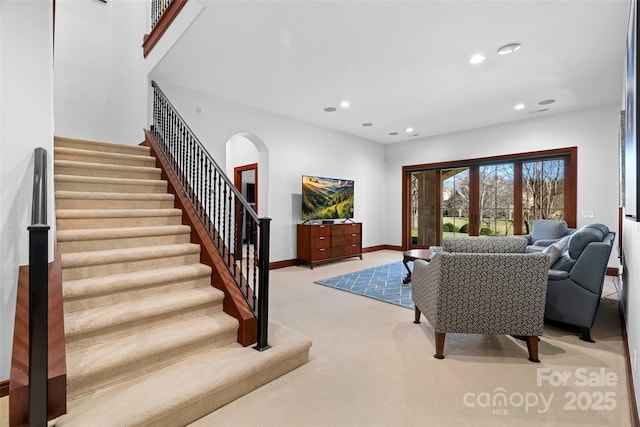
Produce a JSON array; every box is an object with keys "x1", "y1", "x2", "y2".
[
  {"x1": 225, "y1": 133, "x2": 269, "y2": 217},
  {"x1": 226, "y1": 134, "x2": 269, "y2": 259}
]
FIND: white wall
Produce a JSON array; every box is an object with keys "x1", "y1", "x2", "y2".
[
  {"x1": 151, "y1": 81, "x2": 387, "y2": 262},
  {"x1": 384, "y1": 103, "x2": 622, "y2": 268},
  {"x1": 0, "y1": 0, "x2": 54, "y2": 381},
  {"x1": 226, "y1": 135, "x2": 259, "y2": 178},
  {"x1": 54, "y1": 0, "x2": 147, "y2": 144},
  {"x1": 623, "y1": 219, "x2": 640, "y2": 412}
]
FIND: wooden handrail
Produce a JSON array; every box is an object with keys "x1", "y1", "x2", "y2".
[
  {"x1": 143, "y1": 130, "x2": 258, "y2": 345},
  {"x1": 142, "y1": 0, "x2": 188, "y2": 58}
]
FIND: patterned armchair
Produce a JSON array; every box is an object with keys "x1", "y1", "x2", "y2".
[{"x1": 412, "y1": 244, "x2": 549, "y2": 362}]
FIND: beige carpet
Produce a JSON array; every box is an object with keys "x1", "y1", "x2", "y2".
[
  {"x1": 0, "y1": 249, "x2": 633, "y2": 425},
  {"x1": 50, "y1": 136, "x2": 310, "y2": 426},
  {"x1": 189, "y1": 250, "x2": 632, "y2": 427}
]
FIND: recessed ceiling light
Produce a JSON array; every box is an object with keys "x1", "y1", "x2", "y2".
[
  {"x1": 469, "y1": 54, "x2": 486, "y2": 64},
  {"x1": 340, "y1": 100, "x2": 350, "y2": 108},
  {"x1": 497, "y1": 42, "x2": 522, "y2": 55},
  {"x1": 514, "y1": 103, "x2": 525, "y2": 110},
  {"x1": 538, "y1": 99, "x2": 556, "y2": 105},
  {"x1": 389, "y1": 132, "x2": 399, "y2": 136},
  {"x1": 323, "y1": 107, "x2": 337, "y2": 112},
  {"x1": 361, "y1": 122, "x2": 373, "y2": 127},
  {"x1": 406, "y1": 127, "x2": 414, "y2": 133}
]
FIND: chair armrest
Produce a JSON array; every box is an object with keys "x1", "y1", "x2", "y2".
[
  {"x1": 532, "y1": 238, "x2": 558, "y2": 247},
  {"x1": 569, "y1": 243, "x2": 612, "y2": 294},
  {"x1": 411, "y1": 258, "x2": 441, "y2": 321},
  {"x1": 548, "y1": 269, "x2": 569, "y2": 281}
]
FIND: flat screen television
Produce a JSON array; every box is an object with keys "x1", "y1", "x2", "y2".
[{"x1": 302, "y1": 175, "x2": 354, "y2": 220}]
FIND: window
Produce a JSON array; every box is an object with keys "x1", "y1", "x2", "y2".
[
  {"x1": 479, "y1": 164, "x2": 515, "y2": 236},
  {"x1": 521, "y1": 159, "x2": 565, "y2": 233},
  {"x1": 402, "y1": 148, "x2": 576, "y2": 248}
]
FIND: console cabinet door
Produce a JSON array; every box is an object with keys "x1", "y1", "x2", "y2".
[{"x1": 331, "y1": 224, "x2": 347, "y2": 258}]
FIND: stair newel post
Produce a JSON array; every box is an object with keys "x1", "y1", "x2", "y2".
[
  {"x1": 29, "y1": 147, "x2": 50, "y2": 426},
  {"x1": 255, "y1": 217, "x2": 271, "y2": 351},
  {"x1": 28, "y1": 224, "x2": 49, "y2": 427}
]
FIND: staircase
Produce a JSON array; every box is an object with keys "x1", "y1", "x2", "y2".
[{"x1": 51, "y1": 136, "x2": 311, "y2": 426}]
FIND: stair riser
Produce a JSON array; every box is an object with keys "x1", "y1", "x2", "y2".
[
  {"x1": 55, "y1": 165, "x2": 161, "y2": 180},
  {"x1": 55, "y1": 198, "x2": 175, "y2": 210},
  {"x1": 55, "y1": 137, "x2": 151, "y2": 156},
  {"x1": 63, "y1": 277, "x2": 211, "y2": 313},
  {"x1": 65, "y1": 303, "x2": 223, "y2": 352},
  {"x1": 55, "y1": 180, "x2": 167, "y2": 194},
  {"x1": 62, "y1": 252, "x2": 201, "y2": 281},
  {"x1": 57, "y1": 215, "x2": 182, "y2": 230},
  {"x1": 54, "y1": 151, "x2": 156, "y2": 168},
  {"x1": 67, "y1": 324, "x2": 238, "y2": 401},
  {"x1": 59, "y1": 232, "x2": 191, "y2": 254},
  {"x1": 159, "y1": 347, "x2": 311, "y2": 427}
]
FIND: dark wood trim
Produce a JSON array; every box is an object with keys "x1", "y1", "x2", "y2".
[
  {"x1": 0, "y1": 380, "x2": 9, "y2": 398},
  {"x1": 513, "y1": 162, "x2": 523, "y2": 234},
  {"x1": 270, "y1": 247, "x2": 613, "y2": 272},
  {"x1": 563, "y1": 147, "x2": 578, "y2": 229},
  {"x1": 402, "y1": 147, "x2": 578, "y2": 245},
  {"x1": 468, "y1": 167, "x2": 480, "y2": 236},
  {"x1": 403, "y1": 147, "x2": 578, "y2": 172},
  {"x1": 435, "y1": 170, "x2": 442, "y2": 245},
  {"x1": 401, "y1": 168, "x2": 410, "y2": 249},
  {"x1": 10, "y1": 248, "x2": 66, "y2": 426},
  {"x1": 234, "y1": 163, "x2": 258, "y2": 260},
  {"x1": 143, "y1": 130, "x2": 257, "y2": 346},
  {"x1": 619, "y1": 206, "x2": 624, "y2": 251},
  {"x1": 234, "y1": 163, "x2": 258, "y2": 214},
  {"x1": 142, "y1": 0, "x2": 188, "y2": 58},
  {"x1": 271, "y1": 246, "x2": 404, "y2": 269},
  {"x1": 270, "y1": 259, "x2": 296, "y2": 270},
  {"x1": 618, "y1": 295, "x2": 640, "y2": 427}
]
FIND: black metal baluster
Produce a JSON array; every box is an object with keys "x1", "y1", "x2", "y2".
[
  {"x1": 150, "y1": 81, "x2": 270, "y2": 351},
  {"x1": 216, "y1": 169, "x2": 222, "y2": 250},
  {"x1": 207, "y1": 162, "x2": 214, "y2": 238},
  {"x1": 198, "y1": 148, "x2": 204, "y2": 218},
  {"x1": 244, "y1": 214, "x2": 250, "y2": 299},
  {"x1": 252, "y1": 222, "x2": 258, "y2": 311}
]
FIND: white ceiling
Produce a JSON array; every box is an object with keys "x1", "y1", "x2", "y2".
[{"x1": 152, "y1": 0, "x2": 631, "y2": 144}]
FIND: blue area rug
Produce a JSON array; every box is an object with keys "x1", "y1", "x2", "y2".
[{"x1": 314, "y1": 261, "x2": 413, "y2": 309}]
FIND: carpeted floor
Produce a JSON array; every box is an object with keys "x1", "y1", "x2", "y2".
[
  {"x1": 2, "y1": 250, "x2": 632, "y2": 426},
  {"x1": 189, "y1": 250, "x2": 632, "y2": 426},
  {"x1": 314, "y1": 261, "x2": 414, "y2": 309}
]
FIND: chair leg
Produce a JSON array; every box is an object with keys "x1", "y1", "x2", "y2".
[
  {"x1": 413, "y1": 307, "x2": 421, "y2": 324},
  {"x1": 579, "y1": 327, "x2": 595, "y2": 343},
  {"x1": 526, "y1": 336, "x2": 540, "y2": 363},
  {"x1": 434, "y1": 332, "x2": 446, "y2": 359}
]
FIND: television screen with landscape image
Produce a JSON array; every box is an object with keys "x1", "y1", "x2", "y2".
[{"x1": 302, "y1": 175, "x2": 354, "y2": 220}]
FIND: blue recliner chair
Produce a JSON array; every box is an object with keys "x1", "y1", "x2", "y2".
[
  {"x1": 543, "y1": 223, "x2": 615, "y2": 342},
  {"x1": 524, "y1": 219, "x2": 575, "y2": 253}
]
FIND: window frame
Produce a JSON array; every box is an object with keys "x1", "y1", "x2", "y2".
[{"x1": 401, "y1": 147, "x2": 577, "y2": 249}]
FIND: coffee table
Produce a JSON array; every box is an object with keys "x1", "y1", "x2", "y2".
[{"x1": 402, "y1": 249, "x2": 432, "y2": 284}]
